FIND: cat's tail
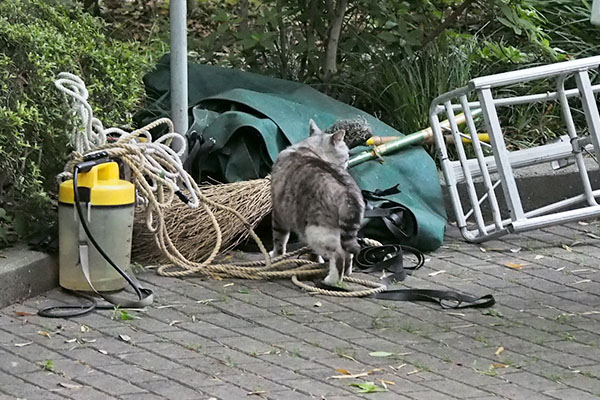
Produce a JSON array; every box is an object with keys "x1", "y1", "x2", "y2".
[{"x1": 339, "y1": 194, "x2": 363, "y2": 255}]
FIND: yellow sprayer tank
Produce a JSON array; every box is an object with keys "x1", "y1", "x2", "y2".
[{"x1": 58, "y1": 162, "x2": 135, "y2": 291}]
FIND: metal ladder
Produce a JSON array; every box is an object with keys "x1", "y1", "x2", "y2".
[{"x1": 430, "y1": 56, "x2": 600, "y2": 242}]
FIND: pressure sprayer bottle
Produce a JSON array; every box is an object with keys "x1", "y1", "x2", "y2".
[{"x1": 58, "y1": 161, "x2": 135, "y2": 291}]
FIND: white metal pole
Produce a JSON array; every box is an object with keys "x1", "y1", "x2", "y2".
[{"x1": 170, "y1": 0, "x2": 189, "y2": 160}]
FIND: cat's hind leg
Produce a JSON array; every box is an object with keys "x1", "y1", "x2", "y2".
[
  {"x1": 304, "y1": 225, "x2": 344, "y2": 285},
  {"x1": 270, "y1": 216, "x2": 290, "y2": 258},
  {"x1": 341, "y1": 231, "x2": 360, "y2": 277},
  {"x1": 344, "y1": 253, "x2": 353, "y2": 277}
]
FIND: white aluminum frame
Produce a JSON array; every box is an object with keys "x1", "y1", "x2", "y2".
[{"x1": 430, "y1": 56, "x2": 600, "y2": 242}]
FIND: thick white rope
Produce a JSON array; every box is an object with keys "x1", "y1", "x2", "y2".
[{"x1": 54, "y1": 72, "x2": 199, "y2": 208}]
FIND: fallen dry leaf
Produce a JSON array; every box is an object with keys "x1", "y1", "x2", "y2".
[
  {"x1": 38, "y1": 330, "x2": 52, "y2": 339},
  {"x1": 495, "y1": 346, "x2": 504, "y2": 356},
  {"x1": 510, "y1": 247, "x2": 521, "y2": 253},
  {"x1": 492, "y1": 363, "x2": 509, "y2": 368},
  {"x1": 562, "y1": 244, "x2": 573, "y2": 252},
  {"x1": 57, "y1": 382, "x2": 82, "y2": 389},
  {"x1": 369, "y1": 351, "x2": 394, "y2": 357},
  {"x1": 329, "y1": 368, "x2": 382, "y2": 380},
  {"x1": 573, "y1": 279, "x2": 591, "y2": 285},
  {"x1": 586, "y1": 233, "x2": 600, "y2": 240},
  {"x1": 169, "y1": 320, "x2": 182, "y2": 326},
  {"x1": 119, "y1": 334, "x2": 131, "y2": 342},
  {"x1": 391, "y1": 363, "x2": 407, "y2": 371},
  {"x1": 64, "y1": 338, "x2": 77, "y2": 343},
  {"x1": 313, "y1": 301, "x2": 322, "y2": 308},
  {"x1": 330, "y1": 372, "x2": 370, "y2": 379},
  {"x1": 534, "y1": 255, "x2": 545, "y2": 260},
  {"x1": 97, "y1": 349, "x2": 108, "y2": 355},
  {"x1": 223, "y1": 283, "x2": 234, "y2": 288},
  {"x1": 14, "y1": 311, "x2": 35, "y2": 317},
  {"x1": 14, "y1": 341, "x2": 33, "y2": 347},
  {"x1": 428, "y1": 270, "x2": 445, "y2": 277},
  {"x1": 338, "y1": 353, "x2": 359, "y2": 363},
  {"x1": 155, "y1": 304, "x2": 180, "y2": 309},
  {"x1": 504, "y1": 262, "x2": 523, "y2": 270},
  {"x1": 447, "y1": 312, "x2": 466, "y2": 317},
  {"x1": 80, "y1": 325, "x2": 89, "y2": 333},
  {"x1": 247, "y1": 390, "x2": 267, "y2": 396}
]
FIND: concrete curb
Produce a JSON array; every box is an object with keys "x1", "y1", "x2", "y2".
[
  {"x1": 0, "y1": 244, "x2": 58, "y2": 309},
  {"x1": 443, "y1": 159, "x2": 600, "y2": 221}
]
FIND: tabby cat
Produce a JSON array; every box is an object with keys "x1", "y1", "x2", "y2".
[{"x1": 270, "y1": 120, "x2": 364, "y2": 284}]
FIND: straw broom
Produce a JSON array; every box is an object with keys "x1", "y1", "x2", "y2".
[{"x1": 132, "y1": 114, "x2": 479, "y2": 263}]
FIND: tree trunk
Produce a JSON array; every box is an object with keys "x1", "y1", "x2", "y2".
[
  {"x1": 187, "y1": 0, "x2": 197, "y2": 15},
  {"x1": 321, "y1": 0, "x2": 348, "y2": 82},
  {"x1": 239, "y1": 0, "x2": 249, "y2": 32},
  {"x1": 276, "y1": 0, "x2": 289, "y2": 78}
]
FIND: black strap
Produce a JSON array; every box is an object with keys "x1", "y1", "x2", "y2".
[
  {"x1": 362, "y1": 185, "x2": 415, "y2": 243},
  {"x1": 373, "y1": 289, "x2": 496, "y2": 309},
  {"x1": 355, "y1": 243, "x2": 424, "y2": 284},
  {"x1": 183, "y1": 131, "x2": 215, "y2": 181},
  {"x1": 315, "y1": 241, "x2": 495, "y2": 309}
]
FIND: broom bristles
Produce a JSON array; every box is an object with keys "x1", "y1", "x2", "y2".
[{"x1": 132, "y1": 178, "x2": 272, "y2": 264}]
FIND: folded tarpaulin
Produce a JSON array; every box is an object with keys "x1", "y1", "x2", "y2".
[{"x1": 134, "y1": 54, "x2": 447, "y2": 252}]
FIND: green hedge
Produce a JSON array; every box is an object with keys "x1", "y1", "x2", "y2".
[{"x1": 0, "y1": 0, "x2": 157, "y2": 245}]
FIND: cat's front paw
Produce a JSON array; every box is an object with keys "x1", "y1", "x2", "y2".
[
  {"x1": 323, "y1": 271, "x2": 341, "y2": 286},
  {"x1": 269, "y1": 249, "x2": 282, "y2": 258}
]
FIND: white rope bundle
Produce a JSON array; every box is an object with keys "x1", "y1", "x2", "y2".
[{"x1": 54, "y1": 72, "x2": 199, "y2": 209}]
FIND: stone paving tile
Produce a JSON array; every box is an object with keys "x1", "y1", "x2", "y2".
[
  {"x1": 407, "y1": 390, "x2": 460, "y2": 399},
  {"x1": 544, "y1": 387, "x2": 600, "y2": 400},
  {"x1": 4, "y1": 223, "x2": 600, "y2": 399}
]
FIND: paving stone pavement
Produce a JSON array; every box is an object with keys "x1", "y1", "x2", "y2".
[{"x1": 2, "y1": 222, "x2": 600, "y2": 399}]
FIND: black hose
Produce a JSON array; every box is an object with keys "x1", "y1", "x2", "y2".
[{"x1": 71, "y1": 164, "x2": 143, "y2": 298}]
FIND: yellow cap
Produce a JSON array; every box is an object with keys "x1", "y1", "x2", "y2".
[{"x1": 59, "y1": 162, "x2": 135, "y2": 206}]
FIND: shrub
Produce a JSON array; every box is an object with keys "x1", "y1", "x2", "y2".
[{"x1": 0, "y1": 0, "x2": 157, "y2": 246}]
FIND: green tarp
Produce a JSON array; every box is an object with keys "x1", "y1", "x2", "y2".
[{"x1": 134, "y1": 55, "x2": 447, "y2": 251}]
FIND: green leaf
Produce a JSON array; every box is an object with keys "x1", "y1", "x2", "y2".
[
  {"x1": 350, "y1": 381, "x2": 387, "y2": 393},
  {"x1": 369, "y1": 351, "x2": 394, "y2": 357},
  {"x1": 377, "y1": 31, "x2": 398, "y2": 43},
  {"x1": 118, "y1": 310, "x2": 139, "y2": 320}
]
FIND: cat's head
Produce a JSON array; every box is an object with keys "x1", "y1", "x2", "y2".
[{"x1": 300, "y1": 119, "x2": 349, "y2": 168}]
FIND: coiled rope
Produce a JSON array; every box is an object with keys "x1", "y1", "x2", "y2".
[{"x1": 55, "y1": 72, "x2": 387, "y2": 297}]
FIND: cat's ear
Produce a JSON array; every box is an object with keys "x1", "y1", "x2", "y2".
[
  {"x1": 331, "y1": 129, "x2": 346, "y2": 145},
  {"x1": 309, "y1": 119, "x2": 321, "y2": 136}
]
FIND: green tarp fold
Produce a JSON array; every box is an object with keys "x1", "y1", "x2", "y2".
[{"x1": 134, "y1": 55, "x2": 447, "y2": 251}]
